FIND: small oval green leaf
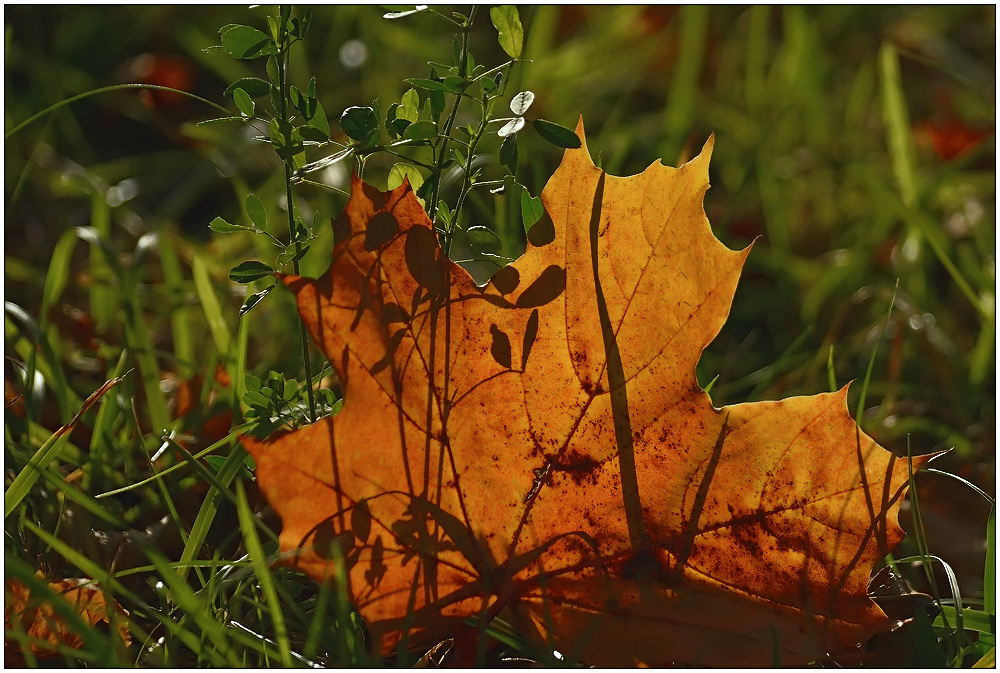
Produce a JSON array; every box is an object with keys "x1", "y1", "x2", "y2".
[
  {"x1": 224, "y1": 77, "x2": 273, "y2": 99},
  {"x1": 307, "y1": 100, "x2": 330, "y2": 137},
  {"x1": 240, "y1": 285, "x2": 275, "y2": 317},
  {"x1": 467, "y1": 225, "x2": 502, "y2": 252},
  {"x1": 341, "y1": 106, "x2": 378, "y2": 141},
  {"x1": 245, "y1": 193, "x2": 267, "y2": 230},
  {"x1": 400, "y1": 89, "x2": 420, "y2": 121},
  {"x1": 531, "y1": 119, "x2": 582, "y2": 148},
  {"x1": 233, "y1": 88, "x2": 255, "y2": 118},
  {"x1": 489, "y1": 6, "x2": 523, "y2": 59},
  {"x1": 403, "y1": 119, "x2": 437, "y2": 141},
  {"x1": 443, "y1": 75, "x2": 466, "y2": 93},
  {"x1": 405, "y1": 78, "x2": 450, "y2": 93},
  {"x1": 220, "y1": 25, "x2": 278, "y2": 59},
  {"x1": 229, "y1": 260, "x2": 274, "y2": 283},
  {"x1": 383, "y1": 5, "x2": 429, "y2": 19},
  {"x1": 500, "y1": 134, "x2": 518, "y2": 173},
  {"x1": 521, "y1": 188, "x2": 545, "y2": 233},
  {"x1": 389, "y1": 118, "x2": 411, "y2": 138},
  {"x1": 387, "y1": 163, "x2": 425, "y2": 192},
  {"x1": 209, "y1": 216, "x2": 246, "y2": 234}
]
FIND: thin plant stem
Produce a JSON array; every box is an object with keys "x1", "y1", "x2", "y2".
[
  {"x1": 277, "y1": 5, "x2": 317, "y2": 422},
  {"x1": 427, "y1": 6, "x2": 478, "y2": 228}
]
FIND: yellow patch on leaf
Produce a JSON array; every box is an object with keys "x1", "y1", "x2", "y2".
[{"x1": 243, "y1": 119, "x2": 930, "y2": 666}]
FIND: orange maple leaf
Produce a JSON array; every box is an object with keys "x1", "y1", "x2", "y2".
[{"x1": 244, "y1": 119, "x2": 930, "y2": 666}]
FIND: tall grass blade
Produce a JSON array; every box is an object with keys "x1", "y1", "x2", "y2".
[
  {"x1": 5, "y1": 84, "x2": 231, "y2": 140},
  {"x1": 177, "y1": 444, "x2": 250, "y2": 581},
  {"x1": 192, "y1": 253, "x2": 232, "y2": 360},
  {"x1": 96, "y1": 422, "x2": 254, "y2": 499},
  {"x1": 158, "y1": 236, "x2": 196, "y2": 378},
  {"x1": 235, "y1": 480, "x2": 293, "y2": 666},
  {"x1": 662, "y1": 5, "x2": 708, "y2": 163},
  {"x1": 878, "y1": 43, "x2": 917, "y2": 207},
  {"x1": 5, "y1": 374, "x2": 124, "y2": 517},
  {"x1": 855, "y1": 279, "x2": 897, "y2": 426}
]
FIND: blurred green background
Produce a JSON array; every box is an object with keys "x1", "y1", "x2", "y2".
[{"x1": 5, "y1": 4, "x2": 995, "y2": 655}]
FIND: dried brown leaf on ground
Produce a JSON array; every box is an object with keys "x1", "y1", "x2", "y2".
[
  {"x1": 244, "y1": 119, "x2": 932, "y2": 666},
  {"x1": 4, "y1": 576, "x2": 131, "y2": 663}
]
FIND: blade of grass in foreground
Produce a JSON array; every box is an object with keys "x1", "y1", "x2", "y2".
[
  {"x1": 981, "y1": 508, "x2": 996, "y2": 655},
  {"x1": 5, "y1": 374, "x2": 124, "y2": 518},
  {"x1": 236, "y1": 479, "x2": 293, "y2": 667},
  {"x1": 973, "y1": 647, "x2": 996, "y2": 668},
  {"x1": 95, "y1": 422, "x2": 255, "y2": 498},
  {"x1": 20, "y1": 520, "x2": 233, "y2": 667},
  {"x1": 177, "y1": 442, "x2": 254, "y2": 582}
]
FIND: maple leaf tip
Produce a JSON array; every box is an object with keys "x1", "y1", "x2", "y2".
[{"x1": 691, "y1": 134, "x2": 715, "y2": 168}]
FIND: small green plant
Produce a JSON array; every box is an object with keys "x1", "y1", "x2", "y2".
[{"x1": 203, "y1": 4, "x2": 581, "y2": 432}]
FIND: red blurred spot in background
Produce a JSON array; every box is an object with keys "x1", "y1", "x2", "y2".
[{"x1": 122, "y1": 53, "x2": 194, "y2": 109}]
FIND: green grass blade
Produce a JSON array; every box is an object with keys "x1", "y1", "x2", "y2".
[
  {"x1": 158, "y1": 235, "x2": 196, "y2": 378},
  {"x1": 39, "y1": 229, "x2": 80, "y2": 323},
  {"x1": 987, "y1": 508, "x2": 996, "y2": 616},
  {"x1": 973, "y1": 647, "x2": 995, "y2": 668},
  {"x1": 177, "y1": 443, "x2": 250, "y2": 581},
  {"x1": 661, "y1": 5, "x2": 708, "y2": 162},
  {"x1": 924, "y1": 468, "x2": 995, "y2": 506},
  {"x1": 903, "y1": 207, "x2": 990, "y2": 322},
  {"x1": 88, "y1": 350, "x2": 129, "y2": 460},
  {"x1": 6, "y1": 83, "x2": 231, "y2": 140},
  {"x1": 192, "y1": 252, "x2": 232, "y2": 359},
  {"x1": 5, "y1": 303, "x2": 79, "y2": 424},
  {"x1": 95, "y1": 422, "x2": 254, "y2": 499},
  {"x1": 855, "y1": 279, "x2": 898, "y2": 426},
  {"x1": 235, "y1": 300, "x2": 251, "y2": 417},
  {"x1": 879, "y1": 43, "x2": 917, "y2": 206},
  {"x1": 933, "y1": 605, "x2": 992, "y2": 634},
  {"x1": 143, "y1": 547, "x2": 241, "y2": 666},
  {"x1": 826, "y1": 345, "x2": 837, "y2": 392},
  {"x1": 88, "y1": 193, "x2": 118, "y2": 332},
  {"x1": 984, "y1": 507, "x2": 996, "y2": 652},
  {"x1": 121, "y1": 265, "x2": 171, "y2": 435},
  {"x1": 5, "y1": 375, "x2": 123, "y2": 518},
  {"x1": 235, "y1": 479, "x2": 293, "y2": 666},
  {"x1": 303, "y1": 579, "x2": 332, "y2": 660}
]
